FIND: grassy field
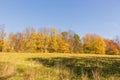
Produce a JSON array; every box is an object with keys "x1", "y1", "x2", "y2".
[{"x1": 0, "y1": 53, "x2": 120, "y2": 80}]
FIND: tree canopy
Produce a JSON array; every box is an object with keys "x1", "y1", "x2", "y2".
[{"x1": 0, "y1": 26, "x2": 119, "y2": 55}]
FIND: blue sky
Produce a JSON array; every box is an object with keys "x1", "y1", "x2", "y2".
[{"x1": 0, "y1": 0, "x2": 120, "y2": 39}]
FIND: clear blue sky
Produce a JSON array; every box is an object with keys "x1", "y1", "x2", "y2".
[{"x1": 0, "y1": 0, "x2": 120, "y2": 39}]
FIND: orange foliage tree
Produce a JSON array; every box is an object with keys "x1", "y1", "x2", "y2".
[{"x1": 105, "y1": 40, "x2": 119, "y2": 55}]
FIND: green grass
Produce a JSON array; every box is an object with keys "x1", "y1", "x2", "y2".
[{"x1": 0, "y1": 53, "x2": 120, "y2": 80}]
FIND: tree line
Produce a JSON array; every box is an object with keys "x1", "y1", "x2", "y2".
[{"x1": 0, "y1": 26, "x2": 120, "y2": 55}]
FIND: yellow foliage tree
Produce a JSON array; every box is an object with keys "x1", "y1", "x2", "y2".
[
  {"x1": 50, "y1": 27, "x2": 58, "y2": 52},
  {"x1": 83, "y1": 34, "x2": 94, "y2": 53},
  {"x1": 57, "y1": 34, "x2": 70, "y2": 53},
  {"x1": 93, "y1": 36, "x2": 106, "y2": 54},
  {"x1": 36, "y1": 32, "x2": 44, "y2": 52},
  {"x1": 44, "y1": 33, "x2": 50, "y2": 53}
]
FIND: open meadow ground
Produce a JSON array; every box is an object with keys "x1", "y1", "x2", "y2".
[{"x1": 0, "y1": 53, "x2": 120, "y2": 80}]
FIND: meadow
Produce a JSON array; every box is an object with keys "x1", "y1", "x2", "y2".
[{"x1": 0, "y1": 53, "x2": 120, "y2": 80}]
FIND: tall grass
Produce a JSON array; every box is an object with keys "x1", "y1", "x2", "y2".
[
  {"x1": 0, "y1": 63, "x2": 15, "y2": 80},
  {"x1": 0, "y1": 53, "x2": 120, "y2": 80}
]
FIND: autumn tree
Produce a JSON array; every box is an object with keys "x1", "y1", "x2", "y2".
[
  {"x1": 39, "y1": 27, "x2": 51, "y2": 53},
  {"x1": 73, "y1": 33, "x2": 82, "y2": 53},
  {"x1": 57, "y1": 33, "x2": 70, "y2": 53},
  {"x1": 24, "y1": 27, "x2": 36, "y2": 52},
  {"x1": 5, "y1": 32, "x2": 25, "y2": 52},
  {"x1": 44, "y1": 32, "x2": 50, "y2": 53},
  {"x1": 0, "y1": 26, "x2": 5, "y2": 52},
  {"x1": 83, "y1": 34, "x2": 106, "y2": 54},
  {"x1": 68, "y1": 30, "x2": 75, "y2": 53},
  {"x1": 35, "y1": 32, "x2": 44, "y2": 52},
  {"x1": 6, "y1": 33, "x2": 16, "y2": 52},
  {"x1": 93, "y1": 36, "x2": 106, "y2": 54},
  {"x1": 50, "y1": 27, "x2": 58, "y2": 52},
  {"x1": 60, "y1": 31, "x2": 76, "y2": 53},
  {"x1": 14, "y1": 33, "x2": 24, "y2": 52},
  {"x1": 105, "y1": 40, "x2": 119, "y2": 55},
  {"x1": 83, "y1": 34, "x2": 94, "y2": 53}
]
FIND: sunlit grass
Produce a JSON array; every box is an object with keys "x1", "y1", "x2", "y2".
[{"x1": 0, "y1": 53, "x2": 120, "y2": 80}]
